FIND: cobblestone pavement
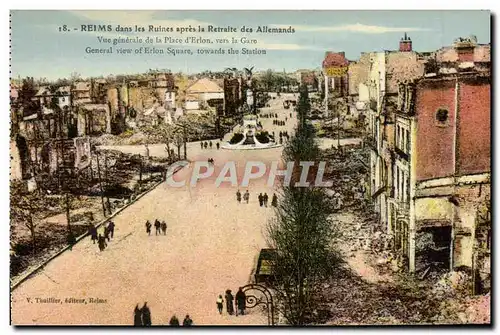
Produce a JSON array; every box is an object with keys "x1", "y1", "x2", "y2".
[{"x1": 11, "y1": 97, "x2": 297, "y2": 326}]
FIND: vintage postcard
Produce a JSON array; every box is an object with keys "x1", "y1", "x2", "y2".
[{"x1": 9, "y1": 10, "x2": 491, "y2": 326}]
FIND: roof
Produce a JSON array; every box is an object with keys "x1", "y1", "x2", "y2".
[
  {"x1": 35, "y1": 86, "x2": 50, "y2": 97},
  {"x1": 185, "y1": 94, "x2": 199, "y2": 101},
  {"x1": 73, "y1": 81, "x2": 91, "y2": 91},
  {"x1": 435, "y1": 44, "x2": 490, "y2": 63},
  {"x1": 57, "y1": 86, "x2": 71, "y2": 95},
  {"x1": 322, "y1": 52, "x2": 349, "y2": 68},
  {"x1": 186, "y1": 78, "x2": 223, "y2": 94}
]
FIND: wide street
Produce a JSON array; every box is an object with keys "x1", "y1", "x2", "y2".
[{"x1": 11, "y1": 94, "x2": 298, "y2": 325}]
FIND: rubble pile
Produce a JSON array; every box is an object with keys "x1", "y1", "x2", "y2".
[
  {"x1": 92, "y1": 131, "x2": 150, "y2": 146},
  {"x1": 321, "y1": 146, "x2": 370, "y2": 212}
]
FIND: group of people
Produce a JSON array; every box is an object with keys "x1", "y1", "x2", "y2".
[
  {"x1": 260, "y1": 112, "x2": 279, "y2": 119},
  {"x1": 134, "y1": 303, "x2": 152, "y2": 326},
  {"x1": 200, "y1": 141, "x2": 220, "y2": 150},
  {"x1": 133, "y1": 303, "x2": 193, "y2": 326},
  {"x1": 208, "y1": 158, "x2": 215, "y2": 165},
  {"x1": 88, "y1": 221, "x2": 115, "y2": 252},
  {"x1": 145, "y1": 219, "x2": 167, "y2": 236},
  {"x1": 217, "y1": 288, "x2": 247, "y2": 316},
  {"x1": 169, "y1": 314, "x2": 193, "y2": 326},
  {"x1": 273, "y1": 119, "x2": 287, "y2": 127},
  {"x1": 235, "y1": 190, "x2": 250, "y2": 204},
  {"x1": 236, "y1": 190, "x2": 278, "y2": 207}
]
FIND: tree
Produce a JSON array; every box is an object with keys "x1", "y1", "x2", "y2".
[
  {"x1": 10, "y1": 186, "x2": 46, "y2": 256},
  {"x1": 141, "y1": 123, "x2": 175, "y2": 160},
  {"x1": 267, "y1": 84, "x2": 337, "y2": 325}
]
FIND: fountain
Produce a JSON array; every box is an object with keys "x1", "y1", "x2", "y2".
[{"x1": 222, "y1": 114, "x2": 281, "y2": 150}]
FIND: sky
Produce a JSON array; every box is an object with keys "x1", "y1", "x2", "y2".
[{"x1": 10, "y1": 10, "x2": 491, "y2": 80}]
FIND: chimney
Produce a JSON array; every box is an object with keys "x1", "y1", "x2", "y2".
[
  {"x1": 454, "y1": 38, "x2": 475, "y2": 63},
  {"x1": 399, "y1": 33, "x2": 412, "y2": 52}
]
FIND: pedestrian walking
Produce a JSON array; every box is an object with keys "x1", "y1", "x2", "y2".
[
  {"x1": 67, "y1": 231, "x2": 76, "y2": 251},
  {"x1": 235, "y1": 287, "x2": 247, "y2": 316},
  {"x1": 144, "y1": 144, "x2": 150, "y2": 162},
  {"x1": 225, "y1": 289, "x2": 235, "y2": 315},
  {"x1": 89, "y1": 224, "x2": 98, "y2": 244},
  {"x1": 141, "y1": 302, "x2": 152, "y2": 326},
  {"x1": 104, "y1": 225, "x2": 110, "y2": 242},
  {"x1": 204, "y1": 141, "x2": 208, "y2": 149},
  {"x1": 98, "y1": 234, "x2": 107, "y2": 252},
  {"x1": 108, "y1": 221, "x2": 115, "y2": 239},
  {"x1": 161, "y1": 221, "x2": 167, "y2": 235},
  {"x1": 243, "y1": 190, "x2": 250, "y2": 204},
  {"x1": 216, "y1": 142, "x2": 220, "y2": 150},
  {"x1": 263, "y1": 193, "x2": 269, "y2": 207},
  {"x1": 258, "y1": 193, "x2": 264, "y2": 207},
  {"x1": 154, "y1": 219, "x2": 161, "y2": 235},
  {"x1": 236, "y1": 190, "x2": 242, "y2": 203},
  {"x1": 169, "y1": 315, "x2": 180, "y2": 326},
  {"x1": 145, "y1": 220, "x2": 152, "y2": 236},
  {"x1": 216, "y1": 295, "x2": 224, "y2": 314},
  {"x1": 134, "y1": 304, "x2": 142, "y2": 326},
  {"x1": 183, "y1": 315, "x2": 193, "y2": 326},
  {"x1": 271, "y1": 193, "x2": 278, "y2": 207},
  {"x1": 209, "y1": 141, "x2": 213, "y2": 149}
]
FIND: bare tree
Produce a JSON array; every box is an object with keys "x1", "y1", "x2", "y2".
[
  {"x1": 10, "y1": 188, "x2": 46, "y2": 256},
  {"x1": 266, "y1": 85, "x2": 339, "y2": 325}
]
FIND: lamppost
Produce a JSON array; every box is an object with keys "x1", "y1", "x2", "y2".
[{"x1": 240, "y1": 283, "x2": 275, "y2": 325}]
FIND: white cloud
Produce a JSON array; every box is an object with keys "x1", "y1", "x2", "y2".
[{"x1": 271, "y1": 23, "x2": 430, "y2": 34}]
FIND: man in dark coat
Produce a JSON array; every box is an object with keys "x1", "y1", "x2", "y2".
[
  {"x1": 141, "y1": 302, "x2": 152, "y2": 326},
  {"x1": 134, "y1": 304, "x2": 142, "y2": 326},
  {"x1": 145, "y1": 220, "x2": 152, "y2": 235},
  {"x1": 263, "y1": 193, "x2": 269, "y2": 207},
  {"x1": 89, "y1": 224, "x2": 98, "y2": 244},
  {"x1": 98, "y1": 234, "x2": 107, "y2": 252},
  {"x1": 216, "y1": 142, "x2": 220, "y2": 150},
  {"x1": 225, "y1": 289, "x2": 234, "y2": 315},
  {"x1": 161, "y1": 221, "x2": 167, "y2": 235},
  {"x1": 108, "y1": 221, "x2": 115, "y2": 239},
  {"x1": 104, "y1": 226, "x2": 110, "y2": 242},
  {"x1": 183, "y1": 315, "x2": 193, "y2": 326},
  {"x1": 272, "y1": 193, "x2": 278, "y2": 207},
  {"x1": 235, "y1": 287, "x2": 247, "y2": 316},
  {"x1": 258, "y1": 193, "x2": 263, "y2": 207},
  {"x1": 154, "y1": 219, "x2": 161, "y2": 236},
  {"x1": 169, "y1": 315, "x2": 180, "y2": 326},
  {"x1": 236, "y1": 190, "x2": 242, "y2": 203}
]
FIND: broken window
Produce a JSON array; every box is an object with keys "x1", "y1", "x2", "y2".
[{"x1": 436, "y1": 108, "x2": 449, "y2": 125}]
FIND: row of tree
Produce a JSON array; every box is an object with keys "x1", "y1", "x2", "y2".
[{"x1": 267, "y1": 85, "x2": 340, "y2": 325}]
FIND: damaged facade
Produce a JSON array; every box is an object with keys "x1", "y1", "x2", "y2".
[{"x1": 353, "y1": 35, "x2": 490, "y2": 292}]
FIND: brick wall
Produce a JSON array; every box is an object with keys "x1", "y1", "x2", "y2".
[
  {"x1": 457, "y1": 79, "x2": 491, "y2": 175},
  {"x1": 415, "y1": 80, "x2": 456, "y2": 180}
]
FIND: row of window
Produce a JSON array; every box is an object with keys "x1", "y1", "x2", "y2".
[
  {"x1": 394, "y1": 165, "x2": 410, "y2": 202},
  {"x1": 396, "y1": 124, "x2": 410, "y2": 154},
  {"x1": 394, "y1": 164, "x2": 409, "y2": 203}
]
